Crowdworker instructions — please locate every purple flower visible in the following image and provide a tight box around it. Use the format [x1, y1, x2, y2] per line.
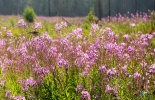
[81, 65, 90, 76]
[81, 90, 90, 99]
[35, 67, 49, 74]
[5, 90, 13, 98]
[104, 42, 116, 53]
[24, 77, 37, 87]
[107, 68, 117, 75]
[153, 49, 155, 54]
[0, 80, 5, 87]
[55, 21, 67, 31]
[152, 32, 155, 36]
[149, 64, 155, 73]
[13, 96, 25, 100]
[18, 19, 27, 27]
[121, 65, 128, 73]
[133, 72, 141, 79]
[72, 28, 83, 39]
[76, 84, 84, 93]
[57, 59, 69, 67]
[47, 46, 58, 57]
[18, 44, 27, 56]
[1, 64, 7, 74]
[90, 24, 99, 35]
[105, 84, 113, 93]
[6, 30, 12, 37]
[33, 22, 42, 29]
[128, 46, 135, 53]
[123, 34, 130, 41]
[99, 65, 107, 72]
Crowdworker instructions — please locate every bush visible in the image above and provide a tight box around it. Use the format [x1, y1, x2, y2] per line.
[23, 6, 36, 23]
[82, 10, 98, 30]
[85, 10, 98, 24]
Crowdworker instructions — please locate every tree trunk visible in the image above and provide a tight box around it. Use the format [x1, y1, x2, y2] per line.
[98, 0, 102, 20]
[48, 0, 51, 16]
[109, 0, 111, 21]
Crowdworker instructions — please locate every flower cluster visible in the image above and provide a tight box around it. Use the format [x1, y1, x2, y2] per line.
[55, 21, 67, 32]
[18, 19, 27, 27]
[0, 17, 155, 99]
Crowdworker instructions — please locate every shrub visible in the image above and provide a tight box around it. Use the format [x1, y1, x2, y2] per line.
[82, 10, 98, 30]
[85, 10, 98, 24]
[23, 6, 36, 23]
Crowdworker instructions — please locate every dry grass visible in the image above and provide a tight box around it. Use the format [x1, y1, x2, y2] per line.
[0, 15, 86, 26]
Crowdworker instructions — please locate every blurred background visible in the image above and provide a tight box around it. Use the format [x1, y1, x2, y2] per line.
[0, 0, 154, 18]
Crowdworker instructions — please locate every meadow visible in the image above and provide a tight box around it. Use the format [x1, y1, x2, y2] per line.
[0, 12, 155, 100]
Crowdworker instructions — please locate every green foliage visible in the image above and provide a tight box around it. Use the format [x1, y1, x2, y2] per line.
[10, 18, 15, 27]
[85, 10, 98, 24]
[82, 10, 98, 30]
[23, 6, 36, 23]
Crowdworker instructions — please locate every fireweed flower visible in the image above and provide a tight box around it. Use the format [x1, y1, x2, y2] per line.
[24, 77, 37, 87]
[13, 96, 25, 100]
[141, 34, 153, 40]
[60, 38, 73, 51]
[76, 84, 84, 93]
[74, 52, 89, 67]
[128, 46, 135, 55]
[0, 80, 5, 87]
[81, 90, 90, 99]
[140, 61, 147, 69]
[0, 40, 5, 50]
[104, 42, 118, 55]
[72, 28, 83, 39]
[133, 72, 141, 79]
[7, 46, 15, 54]
[33, 22, 42, 29]
[47, 46, 58, 57]
[57, 59, 69, 67]
[107, 68, 117, 76]
[123, 34, 130, 42]
[105, 84, 113, 93]
[86, 46, 99, 66]
[101, 27, 112, 34]
[18, 19, 27, 27]
[90, 24, 99, 35]
[99, 64, 107, 72]
[75, 44, 83, 56]
[55, 21, 67, 32]
[81, 65, 90, 76]
[6, 30, 12, 37]
[152, 32, 155, 36]
[121, 65, 128, 73]
[149, 64, 155, 73]
[1, 65, 7, 74]
[18, 44, 27, 56]
[35, 67, 49, 82]
[5, 90, 13, 98]
[35, 67, 49, 75]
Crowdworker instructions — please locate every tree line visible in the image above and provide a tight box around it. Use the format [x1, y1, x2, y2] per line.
[0, 0, 154, 18]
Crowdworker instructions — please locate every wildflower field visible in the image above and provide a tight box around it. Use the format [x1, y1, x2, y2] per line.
[1, 12, 155, 100]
